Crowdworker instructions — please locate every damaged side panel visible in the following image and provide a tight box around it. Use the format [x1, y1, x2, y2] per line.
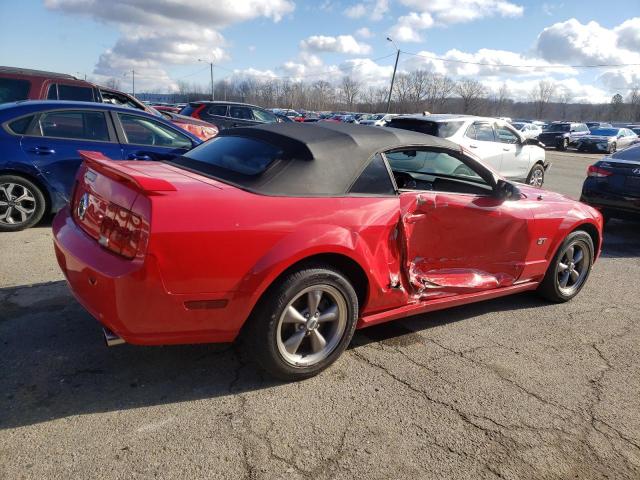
[399, 191, 533, 298]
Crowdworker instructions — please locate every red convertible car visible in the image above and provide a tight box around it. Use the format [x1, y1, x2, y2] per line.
[53, 123, 602, 380]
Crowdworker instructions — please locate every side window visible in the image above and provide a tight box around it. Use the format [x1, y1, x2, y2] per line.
[229, 106, 252, 120]
[207, 105, 228, 116]
[0, 78, 31, 102]
[385, 149, 490, 194]
[464, 124, 476, 140]
[7, 115, 35, 135]
[474, 123, 495, 142]
[118, 113, 192, 148]
[38, 111, 110, 141]
[47, 84, 58, 100]
[57, 85, 95, 102]
[495, 124, 519, 144]
[349, 154, 395, 195]
[252, 108, 277, 123]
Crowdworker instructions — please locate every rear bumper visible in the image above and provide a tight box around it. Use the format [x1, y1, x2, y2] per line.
[52, 207, 239, 345]
[580, 186, 640, 218]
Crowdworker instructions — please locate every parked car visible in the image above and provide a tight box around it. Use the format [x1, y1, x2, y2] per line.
[0, 66, 100, 103]
[511, 122, 542, 140]
[322, 114, 358, 124]
[180, 101, 279, 130]
[99, 87, 218, 141]
[0, 100, 201, 231]
[275, 113, 294, 123]
[586, 122, 613, 130]
[358, 114, 397, 127]
[52, 123, 602, 380]
[580, 143, 640, 222]
[154, 105, 181, 114]
[575, 127, 638, 153]
[386, 114, 549, 187]
[538, 122, 590, 150]
[0, 68, 218, 141]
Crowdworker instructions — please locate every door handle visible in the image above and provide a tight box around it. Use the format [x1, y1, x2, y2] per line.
[469, 144, 478, 148]
[127, 153, 151, 160]
[503, 147, 511, 151]
[28, 146, 55, 155]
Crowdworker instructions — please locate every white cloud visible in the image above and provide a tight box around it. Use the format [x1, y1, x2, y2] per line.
[388, 12, 434, 42]
[541, 2, 562, 16]
[615, 18, 640, 52]
[481, 77, 610, 103]
[402, 48, 575, 77]
[344, 0, 388, 21]
[44, 0, 295, 90]
[397, 0, 523, 25]
[300, 35, 372, 55]
[355, 27, 373, 39]
[535, 18, 640, 66]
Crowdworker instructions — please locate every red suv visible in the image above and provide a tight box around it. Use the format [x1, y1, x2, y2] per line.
[0, 66, 218, 141]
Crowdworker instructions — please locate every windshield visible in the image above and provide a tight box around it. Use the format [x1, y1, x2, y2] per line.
[589, 128, 618, 136]
[544, 124, 570, 132]
[512, 122, 526, 130]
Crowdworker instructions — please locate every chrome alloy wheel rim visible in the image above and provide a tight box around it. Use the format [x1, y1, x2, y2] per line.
[529, 169, 544, 187]
[0, 183, 37, 226]
[556, 242, 589, 295]
[276, 285, 347, 367]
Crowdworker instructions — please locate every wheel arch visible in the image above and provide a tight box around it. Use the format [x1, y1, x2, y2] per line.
[571, 222, 600, 258]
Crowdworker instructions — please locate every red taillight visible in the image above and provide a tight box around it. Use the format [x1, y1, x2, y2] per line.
[587, 165, 613, 178]
[191, 104, 206, 119]
[98, 201, 146, 259]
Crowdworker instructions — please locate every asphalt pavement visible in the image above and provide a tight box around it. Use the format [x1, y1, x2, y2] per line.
[1, 149, 639, 479]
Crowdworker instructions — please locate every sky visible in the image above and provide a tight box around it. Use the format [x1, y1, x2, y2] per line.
[1, 0, 639, 103]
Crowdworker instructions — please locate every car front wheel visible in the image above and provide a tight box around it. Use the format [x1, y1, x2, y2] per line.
[243, 265, 359, 380]
[537, 231, 594, 302]
[557, 138, 568, 151]
[0, 175, 46, 232]
[609, 142, 617, 154]
[526, 164, 545, 187]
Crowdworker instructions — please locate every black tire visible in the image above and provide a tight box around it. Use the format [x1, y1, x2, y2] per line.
[609, 142, 617, 154]
[526, 164, 545, 187]
[242, 265, 359, 381]
[537, 231, 594, 303]
[557, 138, 568, 151]
[0, 174, 46, 232]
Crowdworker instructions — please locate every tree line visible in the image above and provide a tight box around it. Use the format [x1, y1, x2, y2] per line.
[133, 72, 640, 123]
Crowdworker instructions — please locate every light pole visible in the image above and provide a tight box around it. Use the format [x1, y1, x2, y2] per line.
[124, 70, 135, 96]
[199, 59, 214, 101]
[386, 37, 400, 113]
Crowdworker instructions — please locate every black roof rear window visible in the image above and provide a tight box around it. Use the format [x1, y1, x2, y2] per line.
[173, 135, 284, 177]
[0, 78, 30, 103]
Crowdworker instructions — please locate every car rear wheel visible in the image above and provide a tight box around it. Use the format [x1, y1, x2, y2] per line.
[526, 164, 545, 187]
[243, 265, 359, 380]
[537, 231, 594, 302]
[0, 175, 46, 232]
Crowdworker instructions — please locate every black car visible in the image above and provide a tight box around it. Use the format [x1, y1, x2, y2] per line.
[180, 101, 278, 130]
[538, 122, 590, 151]
[580, 144, 640, 222]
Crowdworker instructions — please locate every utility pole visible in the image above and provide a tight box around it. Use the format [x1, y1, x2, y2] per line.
[199, 59, 214, 101]
[386, 37, 400, 113]
[131, 69, 135, 97]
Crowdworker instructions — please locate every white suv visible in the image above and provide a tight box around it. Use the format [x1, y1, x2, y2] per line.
[387, 114, 549, 186]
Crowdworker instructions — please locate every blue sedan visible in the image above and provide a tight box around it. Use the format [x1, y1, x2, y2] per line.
[0, 100, 201, 231]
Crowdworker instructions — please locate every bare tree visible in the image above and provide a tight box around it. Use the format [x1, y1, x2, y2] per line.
[340, 76, 361, 109]
[456, 78, 487, 114]
[556, 88, 574, 120]
[425, 74, 456, 113]
[529, 80, 556, 119]
[392, 73, 412, 111]
[628, 87, 640, 122]
[103, 77, 121, 90]
[311, 80, 332, 110]
[495, 83, 510, 116]
[610, 93, 624, 121]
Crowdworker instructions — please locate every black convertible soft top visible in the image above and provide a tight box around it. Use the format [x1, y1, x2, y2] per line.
[180, 122, 461, 196]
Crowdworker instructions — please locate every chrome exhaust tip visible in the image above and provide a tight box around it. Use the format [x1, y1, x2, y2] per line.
[103, 327, 125, 347]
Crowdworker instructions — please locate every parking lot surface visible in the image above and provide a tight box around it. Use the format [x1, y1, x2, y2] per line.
[1, 150, 639, 479]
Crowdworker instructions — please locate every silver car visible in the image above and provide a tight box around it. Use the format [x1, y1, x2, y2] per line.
[575, 127, 639, 154]
[387, 114, 549, 187]
[512, 122, 542, 140]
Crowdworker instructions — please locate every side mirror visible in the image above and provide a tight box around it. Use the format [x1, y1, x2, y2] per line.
[494, 179, 521, 201]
